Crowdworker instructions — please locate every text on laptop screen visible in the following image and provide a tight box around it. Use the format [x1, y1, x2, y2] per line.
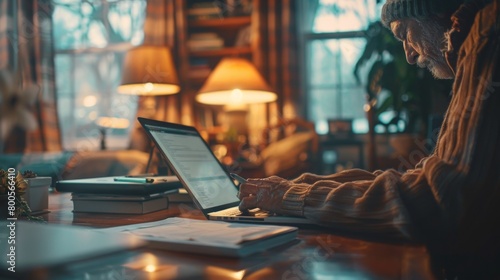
[148, 126, 239, 209]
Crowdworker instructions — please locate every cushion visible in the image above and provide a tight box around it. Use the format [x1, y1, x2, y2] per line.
[260, 132, 315, 176]
[62, 150, 149, 180]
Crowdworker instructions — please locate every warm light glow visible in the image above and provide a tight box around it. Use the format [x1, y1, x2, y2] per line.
[196, 57, 277, 105]
[96, 117, 130, 129]
[82, 95, 97, 107]
[205, 266, 246, 279]
[197, 90, 277, 105]
[118, 83, 180, 96]
[144, 264, 157, 273]
[145, 82, 154, 92]
[224, 103, 248, 112]
[231, 88, 243, 103]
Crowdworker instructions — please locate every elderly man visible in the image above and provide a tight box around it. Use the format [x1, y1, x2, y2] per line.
[238, 0, 499, 268]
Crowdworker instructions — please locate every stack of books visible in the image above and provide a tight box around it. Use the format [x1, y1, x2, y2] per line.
[187, 2, 221, 20]
[188, 58, 211, 80]
[71, 190, 177, 214]
[188, 32, 224, 51]
[55, 175, 183, 214]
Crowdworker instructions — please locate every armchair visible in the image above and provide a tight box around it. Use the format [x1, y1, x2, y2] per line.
[257, 118, 319, 179]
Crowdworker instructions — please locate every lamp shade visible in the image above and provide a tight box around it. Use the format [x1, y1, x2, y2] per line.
[196, 57, 277, 105]
[118, 45, 180, 96]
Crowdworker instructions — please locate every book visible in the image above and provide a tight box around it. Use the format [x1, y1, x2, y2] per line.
[188, 7, 221, 16]
[190, 32, 219, 40]
[56, 175, 182, 195]
[187, 2, 222, 19]
[188, 38, 224, 50]
[188, 33, 224, 50]
[103, 217, 298, 257]
[71, 191, 175, 214]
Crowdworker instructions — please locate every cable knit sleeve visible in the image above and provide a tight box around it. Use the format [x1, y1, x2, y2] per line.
[281, 169, 420, 241]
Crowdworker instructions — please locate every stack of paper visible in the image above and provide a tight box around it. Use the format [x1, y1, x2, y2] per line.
[104, 218, 298, 257]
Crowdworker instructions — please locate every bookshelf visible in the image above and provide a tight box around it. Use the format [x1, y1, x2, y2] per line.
[190, 46, 252, 58]
[188, 16, 252, 28]
[175, 0, 259, 129]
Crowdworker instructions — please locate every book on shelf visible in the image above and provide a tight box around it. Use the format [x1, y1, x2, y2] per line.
[188, 33, 224, 49]
[190, 32, 219, 40]
[188, 7, 221, 16]
[189, 57, 210, 65]
[102, 217, 298, 257]
[188, 58, 211, 80]
[188, 40, 224, 50]
[71, 190, 176, 214]
[188, 2, 222, 20]
[188, 36, 224, 51]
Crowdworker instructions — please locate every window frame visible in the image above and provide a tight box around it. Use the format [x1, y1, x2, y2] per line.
[298, 1, 383, 135]
[52, 0, 146, 151]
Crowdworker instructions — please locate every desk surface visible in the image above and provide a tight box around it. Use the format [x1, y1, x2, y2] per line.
[41, 192, 436, 280]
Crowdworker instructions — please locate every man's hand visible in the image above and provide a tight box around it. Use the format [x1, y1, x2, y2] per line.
[237, 176, 291, 213]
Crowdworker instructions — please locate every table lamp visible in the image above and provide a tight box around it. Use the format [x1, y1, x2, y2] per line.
[118, 45, 180, 96]
[196, 57, 276, 163]
[196, 57, 277, 105]
[96, 117, 130, 150]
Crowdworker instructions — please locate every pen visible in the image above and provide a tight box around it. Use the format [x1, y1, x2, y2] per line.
[114, 177, 154, 183]
[230, 173, 248, 184]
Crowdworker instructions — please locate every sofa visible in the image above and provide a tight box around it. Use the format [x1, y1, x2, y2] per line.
[0, 150, 150, 188]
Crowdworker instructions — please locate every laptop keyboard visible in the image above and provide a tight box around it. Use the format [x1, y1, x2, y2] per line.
[214, 207, 270, 217]
[217, 208, 243, 216]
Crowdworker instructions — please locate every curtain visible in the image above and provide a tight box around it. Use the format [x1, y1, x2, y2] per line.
[253, 0, 301, 122]
[0, 0, 61, 153]
[142, 0, 182, 124]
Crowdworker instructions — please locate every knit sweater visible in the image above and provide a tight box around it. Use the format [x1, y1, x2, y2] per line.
[280, 0, 500, 252]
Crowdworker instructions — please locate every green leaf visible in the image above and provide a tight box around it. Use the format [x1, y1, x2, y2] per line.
[376, 96, 393, 115]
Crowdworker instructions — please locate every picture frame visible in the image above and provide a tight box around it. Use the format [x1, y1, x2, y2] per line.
[327, 119, 353, 137]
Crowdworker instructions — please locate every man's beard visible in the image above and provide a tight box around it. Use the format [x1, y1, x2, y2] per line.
[417, 55, 453, 79]
[417, 18, 454, 79]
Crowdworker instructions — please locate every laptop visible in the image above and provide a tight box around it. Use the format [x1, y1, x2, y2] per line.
[138, 117, 314, 225]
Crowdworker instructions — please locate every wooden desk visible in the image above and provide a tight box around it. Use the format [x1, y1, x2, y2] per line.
[41, 192, 436, 279]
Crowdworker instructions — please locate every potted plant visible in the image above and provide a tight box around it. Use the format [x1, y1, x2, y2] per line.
[353, 21, 451, 159]
[0, 169, 45, 221]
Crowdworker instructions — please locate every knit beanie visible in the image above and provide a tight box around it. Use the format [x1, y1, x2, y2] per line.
[381, 0, 466, 27]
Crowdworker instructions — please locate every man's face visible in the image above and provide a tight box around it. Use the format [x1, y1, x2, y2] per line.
[390, 18, 454, 79]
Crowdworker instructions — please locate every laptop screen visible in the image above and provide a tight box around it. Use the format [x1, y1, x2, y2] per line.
[144, 122, 239, 210]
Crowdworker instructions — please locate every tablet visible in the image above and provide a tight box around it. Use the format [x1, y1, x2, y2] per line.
[55, 176, 182, 195]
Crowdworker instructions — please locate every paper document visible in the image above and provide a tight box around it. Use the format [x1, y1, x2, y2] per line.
[106, 217, 296, 247]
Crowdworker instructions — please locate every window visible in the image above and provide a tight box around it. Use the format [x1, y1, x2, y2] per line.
[52, 0, 147, 150]
[301, 0, 383, 134]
